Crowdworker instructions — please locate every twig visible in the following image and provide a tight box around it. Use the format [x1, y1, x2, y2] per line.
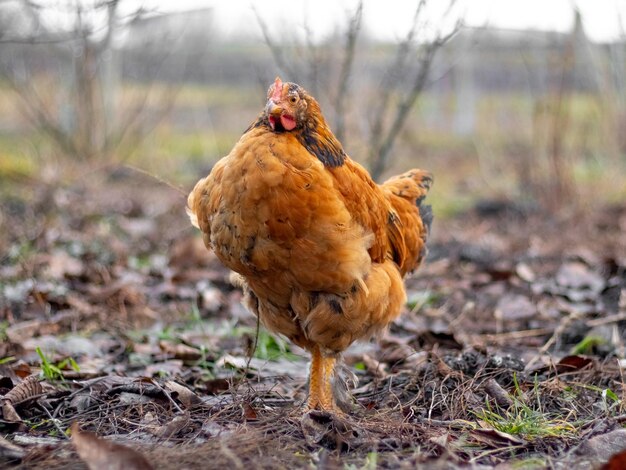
[40, 402, 69, 440]
[367, 0, 425, 171]
[586, 312, 626, 327]
[479, 327, 553, 342]
[483, 378, 514, 408]
[122, 164, 187, 196]
[252, 7, 297, 80]
[152, 382, 185, 414]
[470, 445, 526, 463]
[334, 0, 363, 142]
[525, 311, 581, 371]
[369, 1, 461, 179]
[419, 418, 475, 429]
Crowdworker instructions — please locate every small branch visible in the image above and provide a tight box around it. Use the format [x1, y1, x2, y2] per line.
[482, 378, 514, 408]
[253, 7, 297, 80]
[524, 311, 581, 371]
[478, 327, 553, 343]
[586, 312, 626, 327]
[334, 0, 362, 143]
[368, 0, 425, 159]
[3, 71, 80, 157]
[368, 1, 461, 180]
[40, 403, 69, 440]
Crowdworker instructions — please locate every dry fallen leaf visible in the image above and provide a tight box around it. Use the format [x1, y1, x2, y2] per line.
[1, 375, 43, 423]
[471, 428, 526, 447]
[3, 375, 43, 406]
[71, 422, 154, 470]
[361, 353, 388, 378]
[0, 400, 21, 423]
[164, 380, 201, 407]
[242, 402, 258, 421]
[148, 413, 190, 439]
[556, 355, 594, 374]
[159, 341, 202, 361]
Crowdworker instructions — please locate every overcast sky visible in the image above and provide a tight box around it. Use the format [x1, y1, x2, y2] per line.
[144, 0, 626, 43]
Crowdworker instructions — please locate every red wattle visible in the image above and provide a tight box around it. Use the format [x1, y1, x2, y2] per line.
[280, 115, 296, 131]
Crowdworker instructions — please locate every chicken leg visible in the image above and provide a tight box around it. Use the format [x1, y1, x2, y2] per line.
[307, 346, 338, 412]
[320, 356, 336, 411]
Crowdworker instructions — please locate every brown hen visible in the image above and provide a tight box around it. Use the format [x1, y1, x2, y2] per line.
[188, 77, 432, 413]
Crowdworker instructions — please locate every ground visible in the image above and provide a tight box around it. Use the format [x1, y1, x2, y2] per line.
[0, 169, 625, 469]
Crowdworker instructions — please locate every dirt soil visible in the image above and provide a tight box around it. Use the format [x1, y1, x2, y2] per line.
[1, 169, 625, 469]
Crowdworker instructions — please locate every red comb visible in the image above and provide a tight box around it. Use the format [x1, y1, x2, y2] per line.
[271, 77, 283, 101]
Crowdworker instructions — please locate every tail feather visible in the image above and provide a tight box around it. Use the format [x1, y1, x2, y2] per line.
[419, 204, 433, 235]
[381, 169, 433, 275]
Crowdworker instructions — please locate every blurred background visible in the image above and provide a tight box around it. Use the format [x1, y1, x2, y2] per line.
[1, 0, 625, 214]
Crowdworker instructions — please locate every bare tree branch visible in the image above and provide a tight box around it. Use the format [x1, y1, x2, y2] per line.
[254, 0, 463, 179]
[1, 0, 171, 162]
[367, 0, 425, 171]
[335, 0, 363, 141]
[333, 0, 362, 143]
[301, 13, 322, 96]
[370, 32, 459, 179]
[4, 72, 80, 156]
[252, 6, 298, 81]
[369, 2, 462, 180]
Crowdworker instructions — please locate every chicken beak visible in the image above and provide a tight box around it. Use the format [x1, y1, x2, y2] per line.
[266, 100, 282, 117]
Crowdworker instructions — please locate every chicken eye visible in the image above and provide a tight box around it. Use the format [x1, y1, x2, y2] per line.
[289, 96, 298, 104]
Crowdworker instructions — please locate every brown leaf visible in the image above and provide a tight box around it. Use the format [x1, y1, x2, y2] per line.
[361, 354, 388, 378]
[12, 362, 33, 379]
[203, 378, 231, 395]
[158, 341, 202, 361]
[556, 355, 593, 374]
[242, 402, 258, 421]
[4, 375, 43, 406]
[1, 400, 22, 423]
[71, 422, 154, 470]
[164, 381, 201, 407]
[471, 428, 526, 447]
[149, 413, 190, 439]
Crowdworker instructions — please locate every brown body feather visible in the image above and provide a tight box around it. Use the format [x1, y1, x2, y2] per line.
[188, 80, 432, 356]
[189, 139, 431, 354]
